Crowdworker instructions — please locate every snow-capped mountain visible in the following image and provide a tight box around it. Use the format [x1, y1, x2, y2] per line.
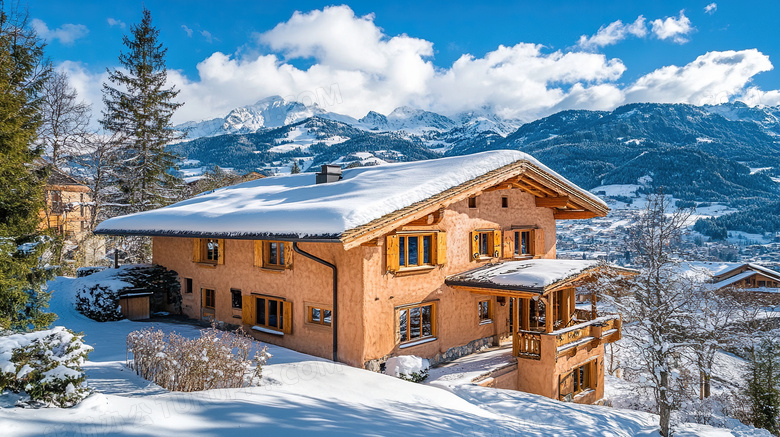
[704, 101, 780, 136]
[175, 96, 359, 139]
[358, 106, 458, 133]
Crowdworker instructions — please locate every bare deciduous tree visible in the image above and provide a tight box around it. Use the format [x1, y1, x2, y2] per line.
[39, 71, 90, 168]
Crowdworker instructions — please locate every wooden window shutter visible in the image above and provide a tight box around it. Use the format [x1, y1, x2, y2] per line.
[217, 239, 225, 265]
[394, 308, 401, 344]
[559, 371, 574, 398]
[386, 234, 400, 273]
[282, 301, 293, 334]
[434, 231, 447, 265]
[253, 241, 263, 267]
[470, 231, 479, 261]
[492, 230, 502, 258]
[534, 228, 545, 257]
[192, 239, 201, 262]
[283, 242, 294, 269]
[592, 360, 599, 388]
[242, 296, 255, 325]
[503, 231, 514, 259]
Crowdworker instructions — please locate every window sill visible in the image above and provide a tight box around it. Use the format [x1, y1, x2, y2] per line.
[252, 326, 284, 336]
[479, 319, 493, 326]
[305, 321, 333, 331]
[399, 337, 437, 349]
[394, 265, 436, 276]
[195, 262, 219, 268]
[512, 255, 534, 260]
[257, 266, 288, 273]
[573, 389, 595, 401]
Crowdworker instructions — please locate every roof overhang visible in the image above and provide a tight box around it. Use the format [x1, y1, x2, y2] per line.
[92, 227, 343, 244]
[445, 260, 637, 298]
[339, 159, 608, 250]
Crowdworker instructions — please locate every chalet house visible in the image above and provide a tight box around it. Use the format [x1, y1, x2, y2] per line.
[40, 167, 92, 242]
[684, 262, 780, 305]
[96, 150, 626, 404]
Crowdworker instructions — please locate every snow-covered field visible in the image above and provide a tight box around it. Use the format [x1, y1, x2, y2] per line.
[0, 276, 767, 436]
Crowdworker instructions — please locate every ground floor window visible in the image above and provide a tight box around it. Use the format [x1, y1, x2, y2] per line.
[307, 305, 332, 326]
[231, 289, 242, 309]
[256, 297, 285, 331]
[202, 288, 215, 309]
[560, 360, 595, 400]
[398, 302, 435, 344]
[478, 299, 492, 324]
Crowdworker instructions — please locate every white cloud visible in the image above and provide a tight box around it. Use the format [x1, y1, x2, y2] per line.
[58, 5, 780, 129]
[107, 18, 125, 28]
[651, 10, 694, 44]
[704, 3, 717, 14]
[32, 19, 88, 45]
[626, 49, 773, 105]
[181, 25, 193, 37]
[578, 16, 647, 49]
[201, 30, 214, 43]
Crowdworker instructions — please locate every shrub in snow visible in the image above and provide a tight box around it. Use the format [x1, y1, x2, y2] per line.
[74, 264, 182, 321]
[0, 327, 92, 407]
[126, 323, 270, 392]
[384, 355, 429, 383]
[76, 266, 108, 278]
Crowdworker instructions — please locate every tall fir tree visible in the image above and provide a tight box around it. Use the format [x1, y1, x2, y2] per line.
[100, 7, 184, 216]
[0, 3, 57, 331]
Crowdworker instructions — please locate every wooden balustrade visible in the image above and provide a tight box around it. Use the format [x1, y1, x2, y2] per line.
[517, 330, 542, 357]
[513, 315, 622, 360]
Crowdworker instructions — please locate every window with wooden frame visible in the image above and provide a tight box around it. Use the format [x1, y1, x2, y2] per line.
[386, 232, 446, 273]
[231, 289, 242, 309]
[241, 295, 293, 334]
[397, 302, 436, 344]
[468, 195, 477, 208]
[559, 360, 596, 400]
[478, 299, 492, 324]
[254, 240, 293, 270]
[184, 278, 193, 294]
[307, 305, 332, 326]
[202, 288, 215, 309]
[470, 229, 501, 260]
[502, 228, 545, 259]
[193, 238, 224, 264]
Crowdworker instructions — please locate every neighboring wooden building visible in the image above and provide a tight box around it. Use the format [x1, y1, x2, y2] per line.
[40, 167, 92, 242]
[95, 150, 625, 404]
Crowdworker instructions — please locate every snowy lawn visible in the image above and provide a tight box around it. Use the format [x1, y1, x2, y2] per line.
[0, 276, 768, 436]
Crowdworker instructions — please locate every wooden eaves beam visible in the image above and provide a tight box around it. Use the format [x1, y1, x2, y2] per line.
[554, 210, 598, 220]
[535, 196, 570, 208]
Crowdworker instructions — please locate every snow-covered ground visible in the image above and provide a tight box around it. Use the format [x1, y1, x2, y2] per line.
[0, 276, 767, 436]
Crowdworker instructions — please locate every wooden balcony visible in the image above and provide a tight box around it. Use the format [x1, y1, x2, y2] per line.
[513, 315, 621, 360]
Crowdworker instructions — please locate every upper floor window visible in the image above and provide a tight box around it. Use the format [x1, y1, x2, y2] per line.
[254, 240, 293, 270]
[515, 230, 531, 256]
[503, 228, 544, 259]
[386, 232, 446, 273]
[468, 196, 477, 208]
[307, 305, 332, 327]
[501, 197, 508, 208]
[470, 229, 501, 260]
[193, 238, 224, 264]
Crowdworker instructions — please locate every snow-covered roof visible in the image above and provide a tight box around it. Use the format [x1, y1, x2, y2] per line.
[95, 150, 607, 241]
[679, 261, 780, 284]
[445, 259, 618, 293]
[709, 271, 756, 290]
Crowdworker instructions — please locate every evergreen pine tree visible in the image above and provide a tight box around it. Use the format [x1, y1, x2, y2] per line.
[290, 159, 301, 174]
[0, 4, 57, 331]
[746, 338, 780, 434]
[100, 7, 184, 216]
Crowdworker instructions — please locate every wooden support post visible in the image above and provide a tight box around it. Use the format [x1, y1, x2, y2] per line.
[591, 285, 598, 320]
[512, 297, 519, 356]
[521, 298, 530, 331]
[543, 296, 553, 333]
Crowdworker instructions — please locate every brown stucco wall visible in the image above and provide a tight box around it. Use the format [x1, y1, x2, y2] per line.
[360, 188, 556, 365]
[152, 237, 367, 367]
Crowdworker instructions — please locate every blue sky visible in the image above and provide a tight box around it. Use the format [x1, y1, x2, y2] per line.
[27, 1, 780, 125]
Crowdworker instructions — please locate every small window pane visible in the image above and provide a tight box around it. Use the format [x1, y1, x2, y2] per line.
[257, 298, 266, 325]
[521, 232, 529, 254]
[514, 232, 520, 255]
[185, 278, 193, 293]
[231, 289, 242, 309]
[421, 305, 432, 337]
[323, 310, 332, 325]
[279, 243, 285, 265]
[408, 237, 419, 266]
[269, 243, 278, 265]
[423, 236, 431, 264]
[399, 237, 406, 267]
[268, 300, 279, 328]
[399, 309, 408, 342]
[312, 307, 321, 322]
[410, 307, 421, 340]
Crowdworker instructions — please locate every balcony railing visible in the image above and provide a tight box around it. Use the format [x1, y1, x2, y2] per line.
[512, 314, 621, 360]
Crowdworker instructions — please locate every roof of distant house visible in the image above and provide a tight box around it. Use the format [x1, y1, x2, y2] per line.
[94, 150, 608, 244]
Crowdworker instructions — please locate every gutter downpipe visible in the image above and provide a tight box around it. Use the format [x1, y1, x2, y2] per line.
[293, 242, 338, 363]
